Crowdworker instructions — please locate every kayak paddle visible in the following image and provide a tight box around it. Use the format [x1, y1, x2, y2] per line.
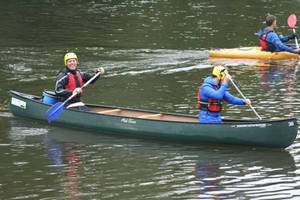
[46, 71, 101, 123]
[287, 14, 299, 49]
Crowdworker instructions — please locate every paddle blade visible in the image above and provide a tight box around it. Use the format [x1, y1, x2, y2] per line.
[288, 14, 297, 28]
[46, 102, 64, 123]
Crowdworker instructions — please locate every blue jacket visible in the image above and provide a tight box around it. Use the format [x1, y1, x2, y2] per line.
[198, 76, 245, 123]
[257, 28, 297, 54]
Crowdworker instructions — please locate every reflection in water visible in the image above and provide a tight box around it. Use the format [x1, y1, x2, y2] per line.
[194, 161, 223, 199]
[257, 61, 297, 88]
[193, 149, 296, 199]
[4, 118, 300, 199]
[256, 61, 298, 118]
[62, 143, 84, 200]
[44, 136, 84, 199]
[44, 136, 63, 183]
[44, 137, 63, 166]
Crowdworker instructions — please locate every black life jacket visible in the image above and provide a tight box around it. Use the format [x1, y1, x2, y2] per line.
[198, 85, 223, 112]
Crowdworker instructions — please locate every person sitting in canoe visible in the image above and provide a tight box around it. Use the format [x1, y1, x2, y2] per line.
[197, 66, 251, 123]
[257, 15, 300, 54]
[55, 52, 105, 111]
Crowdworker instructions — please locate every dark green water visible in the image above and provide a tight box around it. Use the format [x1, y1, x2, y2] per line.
[1, 0, 300, 199]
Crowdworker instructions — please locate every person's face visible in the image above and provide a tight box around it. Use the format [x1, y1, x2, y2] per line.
[66, 58, 77, 71]
[272, 20, 277, 28]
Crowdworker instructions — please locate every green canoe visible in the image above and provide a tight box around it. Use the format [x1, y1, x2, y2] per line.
[9, 90, 298, 148]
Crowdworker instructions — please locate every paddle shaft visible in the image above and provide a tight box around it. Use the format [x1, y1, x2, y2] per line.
[292, 28, 299, 49]
[64, 71, 101, 103]
[229, 79, 262, 120]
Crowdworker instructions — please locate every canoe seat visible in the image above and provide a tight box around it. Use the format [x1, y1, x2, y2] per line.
[138, 113, 162, 119]
[98, 109, 121, 114]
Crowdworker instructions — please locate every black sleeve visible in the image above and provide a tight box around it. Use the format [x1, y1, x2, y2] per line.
[80, 70, 100, 84]
[55, 72, 73, 98]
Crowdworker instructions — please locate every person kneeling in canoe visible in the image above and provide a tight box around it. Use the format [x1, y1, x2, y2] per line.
[197, 66, 251, 123]
[55, 52, 105, 111]
[258, 15, 300, 54]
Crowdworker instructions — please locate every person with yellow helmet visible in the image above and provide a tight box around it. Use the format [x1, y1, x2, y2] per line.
[55, 52, 105, 111]
[197, 65, 251, 123]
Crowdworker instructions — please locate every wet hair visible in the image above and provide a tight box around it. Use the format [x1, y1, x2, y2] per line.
[266, 15, 276, 26]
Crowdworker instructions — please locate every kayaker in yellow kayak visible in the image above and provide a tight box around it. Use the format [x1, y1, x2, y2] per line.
[258, 15, 300, 54]
[197, 66, 251, 123]
[55, 52, 105, 111]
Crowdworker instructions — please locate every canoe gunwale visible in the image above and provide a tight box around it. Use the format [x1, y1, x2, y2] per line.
[9, 90, 296, 125]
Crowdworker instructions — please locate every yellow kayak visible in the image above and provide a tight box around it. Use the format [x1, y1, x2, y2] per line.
[209, 46, 299, 60]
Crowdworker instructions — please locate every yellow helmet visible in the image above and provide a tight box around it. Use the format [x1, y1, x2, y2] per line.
[64, 52, 78, 66]
[212, 65, 228, 80]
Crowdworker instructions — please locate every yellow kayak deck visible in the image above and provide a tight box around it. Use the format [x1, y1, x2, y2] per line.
[209, 47, 299, 60]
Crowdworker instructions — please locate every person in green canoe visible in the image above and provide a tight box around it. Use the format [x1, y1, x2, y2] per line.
[55, 52, 105, 111]
[197, 66, 251, 123]
[258, 15, 300, 54]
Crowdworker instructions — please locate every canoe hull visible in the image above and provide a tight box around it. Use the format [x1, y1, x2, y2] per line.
[209, 47, 299, 60]
[9, 91, 298, 148]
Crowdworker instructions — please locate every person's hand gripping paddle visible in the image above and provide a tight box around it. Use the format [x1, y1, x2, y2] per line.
[287, 14, 299, 49]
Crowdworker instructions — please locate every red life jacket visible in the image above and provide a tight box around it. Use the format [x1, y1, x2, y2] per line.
[259, 29, 276, 51]
[260, 32, 268, 50]
[198, 86, 222, 112]
[65, 72, 83, 98]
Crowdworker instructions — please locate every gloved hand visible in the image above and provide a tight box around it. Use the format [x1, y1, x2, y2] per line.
[297, 51, 300, 55]
[289, 33, 298, 40]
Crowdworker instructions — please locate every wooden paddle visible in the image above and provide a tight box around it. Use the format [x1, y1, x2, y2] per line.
[287, 14, 299, 49]
[46, 71, 101, 123]
[0, 98, 8, 111]
[225, 73, 262, 120]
